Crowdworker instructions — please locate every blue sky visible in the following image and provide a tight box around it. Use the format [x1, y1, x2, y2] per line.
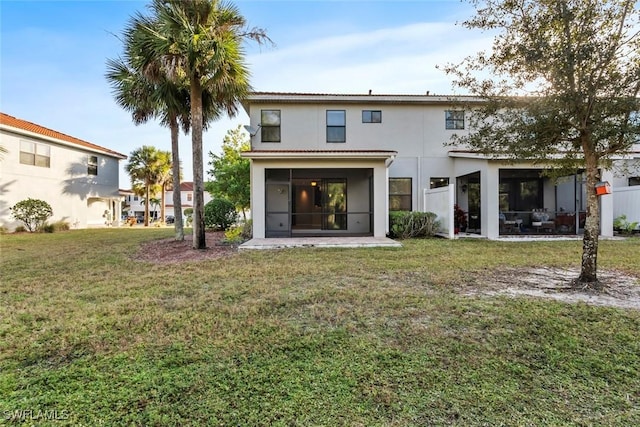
[1, 0, 490, 184]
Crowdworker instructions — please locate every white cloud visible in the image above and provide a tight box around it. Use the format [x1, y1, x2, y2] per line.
[247, 21, 493, 94]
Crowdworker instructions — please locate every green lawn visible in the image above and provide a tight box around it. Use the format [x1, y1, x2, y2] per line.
[1, 229, 639, 426]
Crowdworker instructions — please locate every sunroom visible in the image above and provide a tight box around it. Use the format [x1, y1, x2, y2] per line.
[242, 150, 397, 239]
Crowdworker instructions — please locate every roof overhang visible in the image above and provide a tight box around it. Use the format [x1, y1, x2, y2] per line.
[241, 92, 486, 115]
[448, 150, 640, 161]
[0, 121, 127, 160]
[242, 150, 397, 162]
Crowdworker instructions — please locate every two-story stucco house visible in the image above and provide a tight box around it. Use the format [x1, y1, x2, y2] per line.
[0, 112, 127, 231]
[242, 92, 639, 240]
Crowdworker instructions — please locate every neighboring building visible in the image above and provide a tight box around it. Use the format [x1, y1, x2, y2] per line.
[123, 181, 213, 223]
[0, 112, 127, 231]
[241, 92, 640, 239]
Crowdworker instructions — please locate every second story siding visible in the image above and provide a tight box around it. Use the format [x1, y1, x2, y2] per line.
[243, 93, 481, 158]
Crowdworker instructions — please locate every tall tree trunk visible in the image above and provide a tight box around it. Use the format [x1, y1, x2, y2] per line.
[191, 76, 206, 249]
[576, 148, 601, 289]
[144, 182, 151, 227]
[160, 183, 166, 225]
[169, 116, 184, 240]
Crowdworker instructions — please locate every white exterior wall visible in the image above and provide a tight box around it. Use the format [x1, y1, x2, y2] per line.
[245, 94, 630, 239]
[249, 158, 389, 238]
[0, 129, 122, 230]
[613, 186, 640, 229]
[611, 159, 640, 188]
[249, 101, 467, 215]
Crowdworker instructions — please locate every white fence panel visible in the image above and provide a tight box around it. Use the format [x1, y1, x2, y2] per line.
[424, 184, 455, 239]
[613, 186, 640, 230]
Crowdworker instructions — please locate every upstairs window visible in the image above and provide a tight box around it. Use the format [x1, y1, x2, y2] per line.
[629, 177, 640, 186]
[20, 140, 50, 168]
[362, 110, 382, 123]
[88, 155, 98, 175]
[261, 110, 281, 142]
[187, 193, 193, 202]
[327, 110, 346, 142]
[445, 110, 465, 129]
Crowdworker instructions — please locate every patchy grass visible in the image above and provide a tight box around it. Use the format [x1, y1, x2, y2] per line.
[1, 229, 639, 425]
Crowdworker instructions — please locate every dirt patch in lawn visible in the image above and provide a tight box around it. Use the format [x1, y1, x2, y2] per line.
[132, 231, 237, 264]
[468, 267, 640, 310]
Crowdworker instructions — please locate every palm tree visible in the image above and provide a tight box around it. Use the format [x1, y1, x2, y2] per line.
[133, 0, 269, 249]
[126, 146, 163, 227]
[106, 37, 190, 240]
[154, 150, 173, 223]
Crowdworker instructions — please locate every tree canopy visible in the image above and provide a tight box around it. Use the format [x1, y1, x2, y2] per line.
[443, 0, 640, 287]
[207, 125, 250, 219]
[126, 146, 172, 226]
[128, 0, 269, 249]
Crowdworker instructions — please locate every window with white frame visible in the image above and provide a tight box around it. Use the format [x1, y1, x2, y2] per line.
[261, 110, 281, 142]
[327, 110, 346, 142]
[445, 110, 465, 129]
[19, 140, 50, 168]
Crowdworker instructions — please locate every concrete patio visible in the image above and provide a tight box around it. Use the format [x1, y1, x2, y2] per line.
[239, 236, 402, 250]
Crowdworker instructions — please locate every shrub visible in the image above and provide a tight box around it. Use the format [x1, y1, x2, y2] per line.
[204, 199, 238, 231]
[223, 226, 243, 244]
[184, 208, 194, 227]
[52, 220, 71, 232]
[454, 204, 468, 231]
[223, 220, 253, 244]
[389, 211, 439, 239]
[240, 219, 253, 240]
[14, 225, 27, 233]
[0, 226, 7, 234]
[614, 214, 639, 234]
[10, 198, 53, 232]
[42, 223, 55, 233]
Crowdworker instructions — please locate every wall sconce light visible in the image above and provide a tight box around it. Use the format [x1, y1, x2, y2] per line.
[310, 181, 317, 187]
[461, 184, 468, 193]
[243, 124, 262, 137]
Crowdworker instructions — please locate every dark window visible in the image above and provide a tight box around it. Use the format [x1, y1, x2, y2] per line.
[261, 110, 281, 142]
[362, 110, 381, 123]
[19, 140, 50, 168]
[327, 110, 346, 142]
[629, 177, 640, 186]
[389, 178, 412, 211]
[445, 110, 465, 129]
[88, 155, 98, 175]
[430, 177, 449, 189]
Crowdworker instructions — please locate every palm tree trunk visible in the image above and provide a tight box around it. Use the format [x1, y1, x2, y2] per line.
[144, 182, 151, 227]
[576, 148, 601, 289]
[191, 76, 206, 249]
[160, 183, 166, 225]
[169, 117, 184, 240]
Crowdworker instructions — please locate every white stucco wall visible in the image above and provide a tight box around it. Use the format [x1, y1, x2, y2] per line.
[0, 129, 122, 230]
[244, 95, 632, 239]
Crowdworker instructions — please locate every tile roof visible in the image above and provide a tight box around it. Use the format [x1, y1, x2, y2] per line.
[0, 112, 127, 159]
